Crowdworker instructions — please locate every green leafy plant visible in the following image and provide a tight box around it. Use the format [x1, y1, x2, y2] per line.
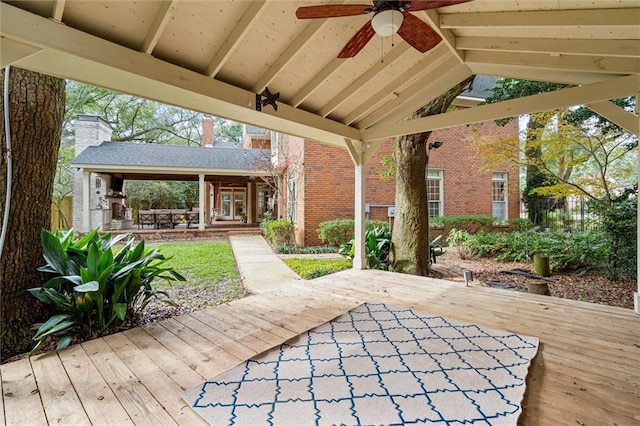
[274, 245, 339, 255]
[339, 226, 392, 270]
[27, 228, 185, 355]
[317, 219, 389, 246]
[266, 220, 295, 246]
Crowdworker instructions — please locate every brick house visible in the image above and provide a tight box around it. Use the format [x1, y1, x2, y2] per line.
[71, 79, 519, 239]
[270, 118, 519, 247]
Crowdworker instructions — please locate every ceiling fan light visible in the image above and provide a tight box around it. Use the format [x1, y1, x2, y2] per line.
[371, 9, 404, 37]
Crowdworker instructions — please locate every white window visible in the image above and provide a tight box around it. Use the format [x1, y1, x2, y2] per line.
[427, 170, 443, 218]
[492, 172, 508, 222]
[287, 174, 297, 223]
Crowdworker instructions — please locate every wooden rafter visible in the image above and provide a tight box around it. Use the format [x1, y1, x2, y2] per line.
[203, 0, 270, 77]
[419, 9, 464, 63]
[361, 74, 640, 140]
[317, 44, 410, 118]
[140, 0, 178, 54]
[289, 58, 347, 107]
[51, 0, 66, 22]
[586, 101, 639, 136]
[457, 37, 640, 59]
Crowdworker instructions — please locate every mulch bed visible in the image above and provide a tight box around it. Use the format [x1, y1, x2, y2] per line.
[431, 251, 636, 309]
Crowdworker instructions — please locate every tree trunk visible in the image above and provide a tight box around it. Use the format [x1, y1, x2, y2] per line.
[391, 76, 475, 276]
[0, 67, 65, 362]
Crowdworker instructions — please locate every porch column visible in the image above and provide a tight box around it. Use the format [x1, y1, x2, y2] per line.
[247, 182, 253, 224]
[345, 139, 384, 270]
[82, 170, 91, 232]
[198, 173, 205, 230]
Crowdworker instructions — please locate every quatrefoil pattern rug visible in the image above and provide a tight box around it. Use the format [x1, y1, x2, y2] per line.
[182, 303, 538, 425]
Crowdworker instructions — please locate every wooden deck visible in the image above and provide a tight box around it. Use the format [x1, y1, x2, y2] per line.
[2, 269, 638, 425]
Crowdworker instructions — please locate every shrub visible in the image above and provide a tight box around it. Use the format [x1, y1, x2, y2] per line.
[339, 226, 392, 270]
[260, 211, 275, 241]
[274, 246, 339, 254]
[266, 220, 295, 246]
[283, 258, 352, 279]
[27, 228, 185, 355]
[317, 219, 390, 246]
[447, 227, 610, 271]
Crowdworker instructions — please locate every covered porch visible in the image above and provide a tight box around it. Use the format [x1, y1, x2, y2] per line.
[2, 270, 638, 425]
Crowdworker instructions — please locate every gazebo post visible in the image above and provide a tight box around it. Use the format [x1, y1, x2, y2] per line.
[346, 139, 384, 270]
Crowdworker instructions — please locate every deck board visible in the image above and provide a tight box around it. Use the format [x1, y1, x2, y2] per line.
[2, 269, 639, 425]
[30, 352, 90, 425]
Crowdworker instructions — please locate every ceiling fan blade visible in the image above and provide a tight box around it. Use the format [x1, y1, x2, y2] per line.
[338, 21, 375, 58]
[397, 12, 442, 53]
[296, 4, 372, 19]
[405, 0, 473, 12]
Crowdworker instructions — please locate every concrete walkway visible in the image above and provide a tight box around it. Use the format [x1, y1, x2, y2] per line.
[229, 235, 302, 292]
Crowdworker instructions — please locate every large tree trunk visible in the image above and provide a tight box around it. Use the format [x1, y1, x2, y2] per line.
[391, 76, 475, 276]
[0, 67, 65, 362]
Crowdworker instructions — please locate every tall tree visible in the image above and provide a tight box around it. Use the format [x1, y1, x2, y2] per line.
[0, 67, 65, 361]
[391, 77, 475, 276]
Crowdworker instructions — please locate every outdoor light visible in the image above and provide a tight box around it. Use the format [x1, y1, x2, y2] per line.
[428, 141, 443, 150]
[371, 9, 404, 37]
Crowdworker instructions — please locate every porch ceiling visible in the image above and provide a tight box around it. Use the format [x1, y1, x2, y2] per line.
[1, 0, 639, 148]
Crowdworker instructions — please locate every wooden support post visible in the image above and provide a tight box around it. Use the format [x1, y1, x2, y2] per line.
[198, 173, 205, 230]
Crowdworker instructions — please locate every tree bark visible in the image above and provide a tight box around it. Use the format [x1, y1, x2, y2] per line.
[0, 67, 65, 362]
[391, 76, 475, 276]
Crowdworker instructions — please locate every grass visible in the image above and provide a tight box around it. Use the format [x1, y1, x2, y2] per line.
[150, 240, 240, 289]
[283, 258, 352, 279]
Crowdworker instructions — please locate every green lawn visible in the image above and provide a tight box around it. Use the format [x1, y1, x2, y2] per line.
[151, 240, 240, 289]
[283, 258, 352, 279]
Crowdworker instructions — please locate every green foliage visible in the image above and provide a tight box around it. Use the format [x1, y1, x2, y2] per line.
[28, 228, 185, 355]
[507, 218, 534, 232]
[339, 226, 392, 270]
[317, 219, 390, 246]
[591, 188, 637, 279]
[447, 228, 610, 271]
[430, 215, 496, 229]
[283, 258, 352, 280]
[125, 181, 198, 210]
[274, 246, 339, 255]
[266, 220, 295, 246]
[260, 211, 275, 241]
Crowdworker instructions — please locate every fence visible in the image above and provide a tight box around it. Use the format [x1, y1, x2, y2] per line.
[51, 197, 73, 232]
[521, 196, 602, 232]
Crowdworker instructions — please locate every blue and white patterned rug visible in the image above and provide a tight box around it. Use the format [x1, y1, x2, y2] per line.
[182, 303, 538, 425]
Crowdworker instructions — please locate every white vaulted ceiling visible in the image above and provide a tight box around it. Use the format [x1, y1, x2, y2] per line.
[1, 0, 639, 148]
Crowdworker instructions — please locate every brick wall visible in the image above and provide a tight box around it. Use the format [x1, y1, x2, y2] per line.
[285, 120, 519, 247]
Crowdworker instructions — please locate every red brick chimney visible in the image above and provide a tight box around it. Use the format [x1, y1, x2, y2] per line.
[202, 115, 214, 147]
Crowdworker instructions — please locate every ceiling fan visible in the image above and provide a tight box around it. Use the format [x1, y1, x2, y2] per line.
[296, 1, 471, 58]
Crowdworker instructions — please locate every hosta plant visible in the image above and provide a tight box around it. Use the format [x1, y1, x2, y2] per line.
[27, 228, 185, 355]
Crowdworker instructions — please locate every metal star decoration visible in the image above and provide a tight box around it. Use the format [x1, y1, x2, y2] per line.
[256, 86, 280, 112]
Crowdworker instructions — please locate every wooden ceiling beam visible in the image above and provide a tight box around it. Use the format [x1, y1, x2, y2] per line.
[441, 8, 640, 28]
[0, 38, 42, 68]
[51, 0, 66, 22]
[0, 3, 361, 147]
[586, 101, 639, 136]
[420, 10, 464, 63]
[468, 62, 620, 85]
[317, 44, 410, 118]
[140, 0, 179, 55]
[342, 44, 451, 125]
[204, 0, 270, 77]
[289, 57, 347, 107]
[457, 37, 640, 59]
[362, 74, 640, 141]
[357, 58, 469, 130]
[465, 50, 640, 76]
[251, 20, 325, 94]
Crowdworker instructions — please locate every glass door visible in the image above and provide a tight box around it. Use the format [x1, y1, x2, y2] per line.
[221, 192, 232, 220]
[234, 193, 246, 221]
